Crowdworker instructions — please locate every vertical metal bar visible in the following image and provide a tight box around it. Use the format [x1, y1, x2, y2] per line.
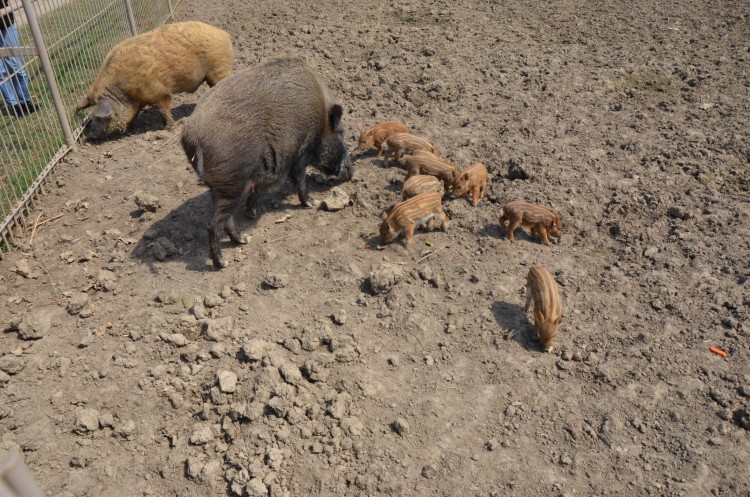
[19, 0, 76, 150]
[123, 0, 137, 36]
[167, 0, 174, 19]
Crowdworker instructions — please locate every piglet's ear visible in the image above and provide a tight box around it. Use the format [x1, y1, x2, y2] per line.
[381, 211, 388, 221]
[556, 314, 565, 325]
[329, 104, 343, 129]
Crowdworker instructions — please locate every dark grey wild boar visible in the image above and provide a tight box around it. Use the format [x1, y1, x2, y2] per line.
[181, 56, 353, 269]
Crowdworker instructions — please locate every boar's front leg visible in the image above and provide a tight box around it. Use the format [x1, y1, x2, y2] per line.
[291, 152, 320, 208]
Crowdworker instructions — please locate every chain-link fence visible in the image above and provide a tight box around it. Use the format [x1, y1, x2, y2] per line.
[0, 0, 179, 252]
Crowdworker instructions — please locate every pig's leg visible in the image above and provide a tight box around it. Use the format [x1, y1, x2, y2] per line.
[439, 210, 449, 231]
[506, 217, 521, 242]
[524, 283, 533, 310]
[403, 222, 416, 245]
[244, 194, 260, 219]
[207, 194, 240, 269]
[154, 97, 174, 128]
[291, 152, 319, 208]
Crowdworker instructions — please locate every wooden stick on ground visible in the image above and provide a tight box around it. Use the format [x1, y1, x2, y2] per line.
[416, 245, 448, 264]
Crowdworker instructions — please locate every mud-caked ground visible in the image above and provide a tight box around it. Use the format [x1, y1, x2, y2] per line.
[1, 0, 749, 496]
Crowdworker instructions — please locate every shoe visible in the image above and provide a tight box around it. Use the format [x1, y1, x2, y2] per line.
[12, 102, 36, 117]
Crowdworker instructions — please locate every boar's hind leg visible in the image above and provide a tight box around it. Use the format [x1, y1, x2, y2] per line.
[154, 97, 174, 128]
[291, 152, 320, 208]
[207, 195, 242, 269]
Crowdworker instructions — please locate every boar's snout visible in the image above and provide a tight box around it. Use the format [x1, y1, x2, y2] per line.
[84, 99, 115, 140]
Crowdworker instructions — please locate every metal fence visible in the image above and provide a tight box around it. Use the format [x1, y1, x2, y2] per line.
[0, 0, 179, 253]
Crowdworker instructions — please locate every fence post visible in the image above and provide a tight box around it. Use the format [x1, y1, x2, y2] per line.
[19, 0, 76, 150]
[123, 0, 138, 36]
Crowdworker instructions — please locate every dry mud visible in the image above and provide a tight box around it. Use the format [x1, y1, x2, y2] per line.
[1, 0, 749, 496]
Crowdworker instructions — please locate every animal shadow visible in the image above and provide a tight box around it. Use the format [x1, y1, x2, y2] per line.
[131, 102, 197, 134]
[491, 300, 541, 351]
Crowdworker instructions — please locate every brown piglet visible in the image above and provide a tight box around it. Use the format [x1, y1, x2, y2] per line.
[385, 133, 439, 163]
[401, 174, 443, 200]
[403, 153, 458, 191]
[451, 162, 488, 206]
[499, 201, 563, 246]
[525, 266, 564, 352]
[357, 121, 409, 157]
[379, 191, 448, 245]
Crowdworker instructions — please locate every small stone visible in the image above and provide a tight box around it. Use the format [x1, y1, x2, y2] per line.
[651, 299, 664, 311]
[74, 409, 100, 433]
[114, 420, 136, 439]
[134, 192, 160, 212]
[217, 370, 238, 393]
[160, 333, 188, 347]
[421, 465, 436, 478]
[559, 454, 573, 465]
[332, 309, 348, 325]
[391, 418, 410, 436]
[67, 293, 90, 315]
[13, 259, 42, 279]
[279, 363, 303, 385]
[643, 246, 659, 259]
[204, 294, 224, 308]
[99, 412, 115, 428]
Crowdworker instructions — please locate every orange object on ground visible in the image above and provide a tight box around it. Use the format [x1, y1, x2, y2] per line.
[709, 346, 727, 357]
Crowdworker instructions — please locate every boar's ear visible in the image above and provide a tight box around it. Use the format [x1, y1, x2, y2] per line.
[329, 104, 344, 130]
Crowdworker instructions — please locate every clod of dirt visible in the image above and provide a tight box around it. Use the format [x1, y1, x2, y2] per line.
[203, 317, 234, 342]
[114, 420, 136, 439]
[134, 191, 161, 212]
[391, 417, 410, 436]
[217, 370, 238, 393]
[332, 309, 348, 325]
[95, 269, 117, 292]
[240, 339, 271, 362]
[262, 273, 288, 289]
[368, 263, 406, 294]
[0, 355, 25, 375]
[74, 409, 100, 433]
[160, 332, 189, 347]
[190, 423, 215, 445]
[321, 187, 351, 211]
[150, 237, 178, 261]
[67, 293, 89, 316]
[733, 409, 750, 431]
[13, 259, 42, 279]
[18, 307, 57, 340]
[245, 478, 268, 497]
[204, 294, 224, 308]
[507, 158, 529, 180]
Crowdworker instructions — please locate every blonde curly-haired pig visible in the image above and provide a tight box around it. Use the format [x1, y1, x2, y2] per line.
[76, 21, 233, 139]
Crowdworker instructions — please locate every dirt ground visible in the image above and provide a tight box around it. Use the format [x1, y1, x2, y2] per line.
[1, 0, 749, 496]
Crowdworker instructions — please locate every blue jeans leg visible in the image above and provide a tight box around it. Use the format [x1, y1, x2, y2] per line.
[0, 24, 31, 107]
